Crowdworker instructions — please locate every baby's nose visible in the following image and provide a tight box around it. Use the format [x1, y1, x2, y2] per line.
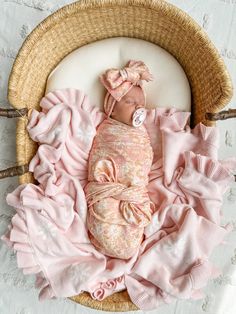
[135, 104, 144, 110]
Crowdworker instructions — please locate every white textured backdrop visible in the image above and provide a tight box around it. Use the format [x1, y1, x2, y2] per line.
[0, 0, 236, 313]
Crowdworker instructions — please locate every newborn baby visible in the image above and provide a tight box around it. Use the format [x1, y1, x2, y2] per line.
[84, 60, 156, 259]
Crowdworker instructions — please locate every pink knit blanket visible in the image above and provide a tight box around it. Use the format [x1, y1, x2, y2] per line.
[2, 88, 236, 310]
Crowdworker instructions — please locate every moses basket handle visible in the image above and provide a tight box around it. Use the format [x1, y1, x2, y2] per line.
[0, 107, 235, 180]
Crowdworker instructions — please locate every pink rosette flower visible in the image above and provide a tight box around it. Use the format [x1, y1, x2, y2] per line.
[116, 275, 124, 283]
[91, 286, 105, 301]
[101, 278, 117, 290]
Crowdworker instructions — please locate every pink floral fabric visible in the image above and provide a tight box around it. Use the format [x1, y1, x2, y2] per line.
[100, 60, 153, 117]
[84, 118, 155, 259]
[1, 88, 236, 310]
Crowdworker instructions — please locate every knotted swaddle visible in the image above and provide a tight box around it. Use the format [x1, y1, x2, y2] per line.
[84, 118, 155, 259]
[84, 60, 155, 259]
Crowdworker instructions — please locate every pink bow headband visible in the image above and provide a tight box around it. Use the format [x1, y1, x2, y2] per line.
[99, 60, 154, 117]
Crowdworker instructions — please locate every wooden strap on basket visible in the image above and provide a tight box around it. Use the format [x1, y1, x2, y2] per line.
[0, 107, 235, 180]
[0, 107, 28, 118]
[0, 108, 235, 120]
[0, 107, 29, 179]
[205, 109, 236, 121]
[0, 164, 29, 178]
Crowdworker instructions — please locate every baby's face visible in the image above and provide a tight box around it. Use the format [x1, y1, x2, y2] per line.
[111, 86, 145, 126]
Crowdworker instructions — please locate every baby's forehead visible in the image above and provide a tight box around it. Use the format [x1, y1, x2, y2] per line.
[124, 87, 144, 99]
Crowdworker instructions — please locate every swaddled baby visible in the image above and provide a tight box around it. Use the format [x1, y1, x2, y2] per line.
[84, 60, 156, 259]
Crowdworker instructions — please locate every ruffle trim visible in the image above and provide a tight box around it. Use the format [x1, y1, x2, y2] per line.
[156, 108, 219, 145]
[90, 275, 125, 301]
[179, 151, 235, 194]
[192, 122, 219, 146]
[1, 209, 55, 300]
[39, 88, 105, 128]
[159, 110, 191, 132]
[145, 107, 189, 126]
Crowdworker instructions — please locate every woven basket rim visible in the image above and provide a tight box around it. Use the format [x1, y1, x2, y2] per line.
[8, 0, 233, 108]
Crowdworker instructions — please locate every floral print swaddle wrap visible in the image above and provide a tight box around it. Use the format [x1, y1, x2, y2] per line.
[84, 117, 155, 259]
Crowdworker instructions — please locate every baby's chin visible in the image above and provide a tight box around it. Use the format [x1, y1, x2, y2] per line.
[117, 116, 133, 127]
[110, 114, 132, 126]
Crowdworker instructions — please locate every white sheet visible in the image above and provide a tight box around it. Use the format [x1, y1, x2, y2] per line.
[46, 37, 191, 112]
[0, 1, 235, 313]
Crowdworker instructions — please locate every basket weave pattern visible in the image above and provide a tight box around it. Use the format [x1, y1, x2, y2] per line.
[7, 0, 233, 311]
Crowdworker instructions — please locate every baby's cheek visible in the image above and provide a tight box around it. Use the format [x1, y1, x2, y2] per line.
[128, 106, 136, 116]
[120, 107, 132, 119]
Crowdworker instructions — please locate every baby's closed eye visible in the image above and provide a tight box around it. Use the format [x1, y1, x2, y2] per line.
[125, 99, 134, 104]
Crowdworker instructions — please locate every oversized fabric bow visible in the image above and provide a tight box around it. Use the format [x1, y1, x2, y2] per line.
[99, 60, 154, 106]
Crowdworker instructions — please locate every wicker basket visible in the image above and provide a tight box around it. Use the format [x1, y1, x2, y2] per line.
[1, 0, 236, 311]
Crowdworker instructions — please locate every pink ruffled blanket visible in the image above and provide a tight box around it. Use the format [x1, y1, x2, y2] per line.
[2, 88, 236, 310]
